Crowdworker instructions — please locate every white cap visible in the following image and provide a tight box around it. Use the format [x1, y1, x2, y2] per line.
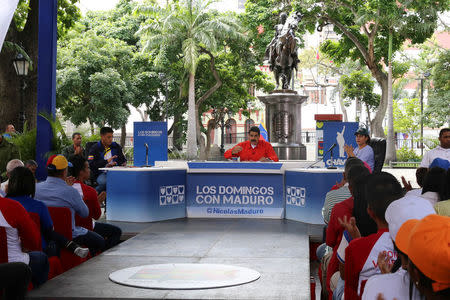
[385, 194, 436, 241]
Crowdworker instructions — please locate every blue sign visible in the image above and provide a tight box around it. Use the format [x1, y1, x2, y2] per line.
[133, 122, 168, 166]
[323, 122, 359, 168]
[285, 170, 342, 224]
[106, 169, 186, 222]
[186, 173, 284, 218]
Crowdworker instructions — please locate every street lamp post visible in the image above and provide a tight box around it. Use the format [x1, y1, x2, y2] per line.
[13, 53, 29, 132]
[419, 71, 431, 157]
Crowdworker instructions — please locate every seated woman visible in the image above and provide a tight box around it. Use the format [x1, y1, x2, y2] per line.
[344, 127, 374, 171]
[6, 167, 89, 258]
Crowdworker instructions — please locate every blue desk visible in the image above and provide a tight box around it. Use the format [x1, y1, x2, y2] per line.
[285, 169, 342, 224]
[105, 167, 186, 222]
[186, 162, 284, 218]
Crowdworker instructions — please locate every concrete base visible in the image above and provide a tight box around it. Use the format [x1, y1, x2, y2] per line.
[28, 218, 322, 299]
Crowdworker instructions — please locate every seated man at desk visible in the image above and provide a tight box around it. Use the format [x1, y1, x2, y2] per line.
[224, 126, 279, 162]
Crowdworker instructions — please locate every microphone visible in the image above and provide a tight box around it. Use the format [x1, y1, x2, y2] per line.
[327, 143, 337, 152]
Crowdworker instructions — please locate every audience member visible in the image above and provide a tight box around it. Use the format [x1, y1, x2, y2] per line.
[434, 168, 450, 216]
[0, 262, 31, 300]
[344, 172, 404, 299]
[69, 155, 122, 250]
[7, 167, 89, 258]
[0, 133, 20, 180]
[35, 155, 105, 255]
[24, 159, 38, 177]
[403, 167, 428, 196]
[362, 192, 436, 300]
[420, 128, 450, 168]
[88, 127, 127, 193]
[0, 159, 24, 193]
[0, 196, 49, 287]
[62, 132, 86, 159]
[324, 164, 372, 299]
[420, 167, 447, 206]
[344, 127, 375, 171]
[3, 124, 16, 138]
[397, 215, 450, 299]
[322, 157, 363, 224]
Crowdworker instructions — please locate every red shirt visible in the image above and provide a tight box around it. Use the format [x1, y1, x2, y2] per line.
[325, 196, 354, 298]
[224, 140, 279, 162]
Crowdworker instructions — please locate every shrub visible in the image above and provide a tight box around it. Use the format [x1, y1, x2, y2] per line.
[396, 146, 421, 162]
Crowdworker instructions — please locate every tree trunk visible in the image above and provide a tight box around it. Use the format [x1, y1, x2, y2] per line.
[120, 124, 126, 148]
[338, 83, 348, 122]
[186, 72, 197, 159]
[88, 118, 95, 135]
[370, 73, 388, 138]
[385, 34, 397, 163]
[0, 0, 39, 132]
[172, 113, 182, 150]
[196, 103, 206, 160]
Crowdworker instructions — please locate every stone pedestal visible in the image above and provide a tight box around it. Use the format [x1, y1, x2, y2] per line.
[258, 90, 307, 160]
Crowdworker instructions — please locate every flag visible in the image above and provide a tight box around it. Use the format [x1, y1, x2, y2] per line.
[259, 123, 268, 141]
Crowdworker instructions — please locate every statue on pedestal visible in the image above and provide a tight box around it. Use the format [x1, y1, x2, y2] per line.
[264, 12, 302, 90]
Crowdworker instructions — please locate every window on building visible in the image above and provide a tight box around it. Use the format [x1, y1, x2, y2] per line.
[225, 119, 237, 143]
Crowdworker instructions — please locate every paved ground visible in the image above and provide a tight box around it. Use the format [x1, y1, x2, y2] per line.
[28, 219, 322, 300]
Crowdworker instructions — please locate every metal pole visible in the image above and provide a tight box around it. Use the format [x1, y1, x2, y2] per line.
[420, 78, 424, 157]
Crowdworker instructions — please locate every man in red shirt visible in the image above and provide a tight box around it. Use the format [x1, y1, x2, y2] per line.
[224, 126, 279, 162]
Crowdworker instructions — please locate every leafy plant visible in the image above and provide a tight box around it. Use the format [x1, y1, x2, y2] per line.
[396, 146, 420, 162]
[8, 122, 36, 162]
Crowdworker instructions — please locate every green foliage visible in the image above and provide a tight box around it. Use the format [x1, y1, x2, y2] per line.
[396, 146, 420, 162]
[425, 50, 450, 128]
[340, 70, 379, 109]
[8, 123, 36, 162]
[39, 113, 71, 157]
[393, 98, 421, 142]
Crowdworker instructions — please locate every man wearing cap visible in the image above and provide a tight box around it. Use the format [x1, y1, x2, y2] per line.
[344, 127, 375, 171]
[420, 128, 450, 168]
[35, 155, 105, 255]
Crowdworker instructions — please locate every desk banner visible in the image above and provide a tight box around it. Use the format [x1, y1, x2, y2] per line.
[133, 122, 168, 166]
[187, 173, 284, 218]
[323, 122, 359, 168]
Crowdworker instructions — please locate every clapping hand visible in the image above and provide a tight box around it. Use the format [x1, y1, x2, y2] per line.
[343, 144, 354, 157]
[231, 146, 243, 155]
[338, 215, 361, 239]
[377, 251, 394, 274]
[401, 176, 413, 191]
[65, 176, 75, 186]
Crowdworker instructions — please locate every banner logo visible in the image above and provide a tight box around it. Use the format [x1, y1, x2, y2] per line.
[286, 185, 306, 207]
[160, 185, 185, 206]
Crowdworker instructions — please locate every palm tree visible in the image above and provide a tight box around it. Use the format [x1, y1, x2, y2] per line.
[136, 0, 243, 159]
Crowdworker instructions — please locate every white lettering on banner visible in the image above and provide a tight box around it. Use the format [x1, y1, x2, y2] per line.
[137, 130, 163, 137]
[194, 185, 276, 205]
[285, 185, 306, 207]
[160, 185, 185, 206]
[326, 158, 346, 166]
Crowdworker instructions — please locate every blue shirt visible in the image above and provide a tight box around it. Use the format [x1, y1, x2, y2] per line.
[35, 176, 89, 238]
[354, 145, 375, 171]
[9, 195, 53, 249]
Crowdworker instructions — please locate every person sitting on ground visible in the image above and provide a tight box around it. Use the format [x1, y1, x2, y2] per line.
[344, 172, 404, 299]
[0, 159, 24, 194]
[62, 132, 86, 160]
[0, 133, 20, 180]
[24, 159, 38, 177]
[344, 127, 375, 172]
[0, 262, 31, 300]
[88, 127, 127, 193]
[323, 164, 372, 299]
[433, 167, 450, 216]
[224, 126, 279, 162]
[7, 167, 89, 259]
[35, 155, 105, 256]
[420, 166, 447, 206]
[0, 196, 49, 287]
[420, 128, 450, 168]
[3, 124, 16, 139]
[362, 190, 436, 300]
[396, 215, 450, 300]
[69, 155, 122, 250]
